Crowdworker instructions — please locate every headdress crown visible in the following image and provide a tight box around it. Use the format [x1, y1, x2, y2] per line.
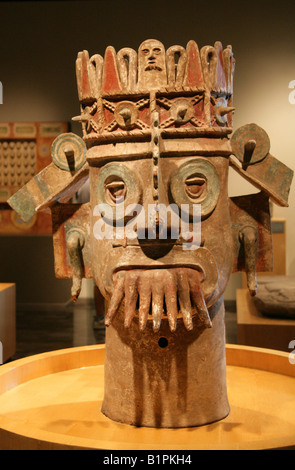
[74, 39, 235, 145]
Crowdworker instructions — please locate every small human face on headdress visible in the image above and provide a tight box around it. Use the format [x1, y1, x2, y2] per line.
[139, 39, 166, 71]
[138, 39, 167, 90]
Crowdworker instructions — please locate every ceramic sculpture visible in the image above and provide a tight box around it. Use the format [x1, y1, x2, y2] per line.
[8, 39, 293, 427]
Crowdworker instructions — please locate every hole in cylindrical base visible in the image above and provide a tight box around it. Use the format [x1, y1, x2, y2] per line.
[158, 337, 168, 348]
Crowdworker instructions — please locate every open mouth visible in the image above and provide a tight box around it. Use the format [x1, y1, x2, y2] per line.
[105, 266, 213, 333]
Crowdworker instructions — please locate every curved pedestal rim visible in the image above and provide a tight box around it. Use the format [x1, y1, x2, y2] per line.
[0, 344, 295, 450]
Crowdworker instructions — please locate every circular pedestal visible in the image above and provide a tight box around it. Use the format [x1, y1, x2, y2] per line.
[0, 344, 295, 450]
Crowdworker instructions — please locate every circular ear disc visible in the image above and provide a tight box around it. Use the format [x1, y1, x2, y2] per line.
[51, 133, 87, 171]
[231, 123, 270, 166]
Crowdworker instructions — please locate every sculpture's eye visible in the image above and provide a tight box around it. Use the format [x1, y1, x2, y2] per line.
[185, 175, 207, 200]
[142, 48, 150, 56]
[97, 163, 142, 222]
[105, 179, 126, 204]
[170, 158, 220, 219]
[153, 47, 161, 55]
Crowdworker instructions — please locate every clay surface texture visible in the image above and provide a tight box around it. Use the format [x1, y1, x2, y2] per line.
[8, 39, 293, 428]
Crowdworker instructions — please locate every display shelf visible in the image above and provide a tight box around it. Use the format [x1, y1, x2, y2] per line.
[0, 344, 295, 450]
[0, 283, 16, 363]
[237, 288, 295, 352]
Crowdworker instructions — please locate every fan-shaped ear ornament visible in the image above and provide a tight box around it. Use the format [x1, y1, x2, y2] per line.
[8, 133, 89, 222]
[230, 123, 293, 207]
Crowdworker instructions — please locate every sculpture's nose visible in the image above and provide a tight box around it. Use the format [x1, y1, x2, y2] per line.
[148, 49, 155, 61]
[140, 158, 177, 240]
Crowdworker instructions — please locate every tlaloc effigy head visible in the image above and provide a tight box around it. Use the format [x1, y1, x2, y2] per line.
[8, 39, 293, 334]
[74, 39, 236, 332]
[7, 39, 293, 428]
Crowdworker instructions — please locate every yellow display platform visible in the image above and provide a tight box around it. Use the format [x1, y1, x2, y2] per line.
[0, 344, 295, 450]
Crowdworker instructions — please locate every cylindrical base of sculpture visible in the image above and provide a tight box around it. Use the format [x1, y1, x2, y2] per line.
[101, 297, 229, 428]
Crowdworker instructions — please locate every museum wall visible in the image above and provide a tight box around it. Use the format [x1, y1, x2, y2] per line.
[0, 0, 294, 305]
